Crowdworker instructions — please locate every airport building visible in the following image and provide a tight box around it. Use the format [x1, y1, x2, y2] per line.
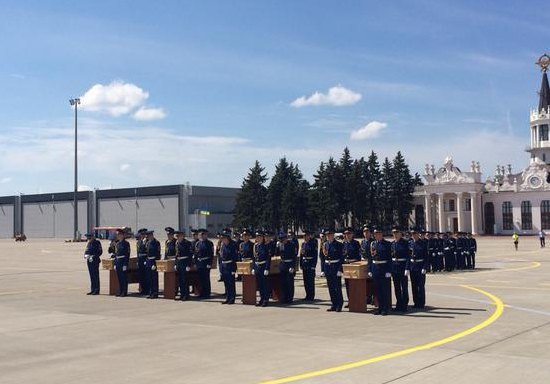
[0, 184, 238, 239]
[411, 55, 550, 235]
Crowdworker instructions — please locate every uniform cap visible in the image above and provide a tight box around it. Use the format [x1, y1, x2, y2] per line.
[255, 230, 265, 236]
[324, 228, 335, 235]
[391, 227, 401, 233]
[165, 227, 175, 234]
[174, 230, 185, 236]
[343, 227, 354, 234]
[362, 225, 371, 232]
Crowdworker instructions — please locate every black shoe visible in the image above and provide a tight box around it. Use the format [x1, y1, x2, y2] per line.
[116, 294, 121, 297]
[221, 300, 229, 305]
[217, 278, 223, 282]
[86, 291, 93, 295]
[327, 308, 335, 312]
[336, 307, 342, 312]
[228, 300, 235, 305]
[381, 311, 388, 316]
[255, 302, 263, 307]
[374, 311, 381, 315]
[120, 293, 127, 297]
[261, 302, 268, 307]
[344, 304, 349, 308]
[92, 292, 99, 295]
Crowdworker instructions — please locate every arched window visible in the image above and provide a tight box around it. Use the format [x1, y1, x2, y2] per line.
[521, 201, 532, 230]
[541, 201, 550, 230]
[502, 202, 513, 230]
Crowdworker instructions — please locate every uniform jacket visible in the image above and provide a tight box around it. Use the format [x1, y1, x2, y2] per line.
[278, 241, 297, 272]
[164, 238, 177, 259]
[343, 239, 361, 262]
[360, 238, 372, 260]
[408, 239, 429, 271]
[300, 238, 318, 270]
[85, 239, 103, 263]
[391, 238, 409, 273]
[323, 240, 344, 273]
[220, 240, 238, 274]
[369, 239, 392, 275]
[113, 239, 130, 266]
[176, 239, 194, 268]
[253, 242, 271, 271]
[194, 239, 214, 269]
[239, 240, 254, 260]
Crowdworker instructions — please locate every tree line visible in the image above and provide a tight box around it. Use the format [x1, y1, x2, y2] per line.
[232, 147, 422, 233]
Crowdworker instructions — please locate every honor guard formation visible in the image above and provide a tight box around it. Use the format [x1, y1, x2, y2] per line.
[84, 225, 478, 314]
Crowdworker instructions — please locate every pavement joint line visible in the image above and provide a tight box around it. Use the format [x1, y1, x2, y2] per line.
[258, 285, 504, 384]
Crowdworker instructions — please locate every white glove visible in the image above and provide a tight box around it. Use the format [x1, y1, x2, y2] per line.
[404, 270, 410, 277]
[84, 254, 89, 260]
[185, 266, 191, 272]
[88, 257, 93, 263]
[151, 265, 156, 271]
[336, 271, 343, 277]
[289, 268, 295, 274]
[109, 253, 115, 257]
[207, 265, 211, 269]
[231, 272, 236, 276]
[174, 265, 177, 271]
[114, 265, 117, 270]
[421, 269, 426, 275]
[251, 269, 256, 275]
[385, 272, 391, 278]
[263, 270, 269, 276]
[122, 265, 127, 272]
[367, 272, 373, 278]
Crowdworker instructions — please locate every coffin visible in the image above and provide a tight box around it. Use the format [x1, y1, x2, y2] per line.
[237, 261, 253, 275]
[270, 256, 281, 274]
[101, 257, 138, 270]
[156, 259, 176, 273]
[343, 261, 369, 279]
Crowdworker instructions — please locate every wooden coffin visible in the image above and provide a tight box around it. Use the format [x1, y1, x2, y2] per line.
[156, 259, 176, 273]
[269, 256, 281, 274]
[101, 257, 138, 270]
[237, 261, 253, 275]
[343, 261, 369, 279]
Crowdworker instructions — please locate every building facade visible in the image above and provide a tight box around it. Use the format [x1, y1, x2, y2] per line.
[0, 184, 239, 239]
[412, 54, 550, 235]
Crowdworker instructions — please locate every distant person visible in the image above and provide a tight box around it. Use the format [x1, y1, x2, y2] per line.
[111, 229, 130, 297]
[539, 230, 546, 248]
[512, 232, 519, 251]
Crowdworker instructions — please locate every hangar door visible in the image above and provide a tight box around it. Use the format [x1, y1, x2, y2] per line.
[98, 195, 178, 236]
[23, 201, 88, 238]
[0, 204, 14, 238]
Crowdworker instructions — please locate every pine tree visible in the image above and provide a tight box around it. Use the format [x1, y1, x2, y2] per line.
[233, 161, 268, 230]
[338, 147, 354, 226]
[264, 158, 292, 231]
[365, 151, 382, 227]
[380, 157, 394, 229]
[391, 151, 417, 229]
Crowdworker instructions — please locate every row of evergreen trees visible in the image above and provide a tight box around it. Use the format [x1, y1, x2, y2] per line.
[232, 148, 422, 233]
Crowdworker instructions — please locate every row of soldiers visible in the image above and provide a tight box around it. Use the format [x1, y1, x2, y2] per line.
[83, 225, 478, 314]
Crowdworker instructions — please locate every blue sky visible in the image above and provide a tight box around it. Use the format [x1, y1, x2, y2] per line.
[0, 0, 548, 195]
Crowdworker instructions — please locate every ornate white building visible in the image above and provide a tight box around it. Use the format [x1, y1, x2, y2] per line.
[412, 54, 550, 235]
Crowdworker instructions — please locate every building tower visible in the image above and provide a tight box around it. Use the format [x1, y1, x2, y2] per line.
[528, 53, 550, 164]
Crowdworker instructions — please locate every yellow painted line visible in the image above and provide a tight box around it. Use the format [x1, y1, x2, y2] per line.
[473, 261, 541, 275]
[259, 285, 504, 384]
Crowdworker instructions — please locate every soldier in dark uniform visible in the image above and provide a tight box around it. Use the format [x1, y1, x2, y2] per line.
[219, 231, 238, 304]
[215, 232, 224, 282]
[467, 233, 477, 269]
[342, 227, 361, 307]
[277, 232, 297, 304]
[368, 228, 392, 316]
[360, 225, 374, 305]
[239, 230, 254, 261]
[455, 232, 466, 270]
[174, 230, 193, 301]
[322, 229, 344, 312]
[391, 227, 409, 312]
[319, 232, 327, 277]
[164, 227, 177, 260]
[443, 232, 456, 272]
[300, 230, 317, 301]
[407, 230, 428, 309]
[288, 231, 299, 253]
[145, 230, 161, 299]
[426, 232, 437, 273]
[435, 232, 444, 272]
[84, 233, 103, 295]
[111, 229, 130, 297]
[194, 228, 214, 299]
[135, 228, 149, 295]
[266, 230, 277, 260]
[253, 231, 271, 307]
[191, 229, 200, 250]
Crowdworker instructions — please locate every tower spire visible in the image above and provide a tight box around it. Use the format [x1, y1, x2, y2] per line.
[537, 54, 550, 112]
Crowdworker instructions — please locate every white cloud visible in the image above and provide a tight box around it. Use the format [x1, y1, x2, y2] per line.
[133, 107, 166, 121]
[80, 81, 151, 117]
[350, 121, 387, 140]
[120, 164, 130, 172]
[291, 85, 362, 107]
[1, 177, 12, 184]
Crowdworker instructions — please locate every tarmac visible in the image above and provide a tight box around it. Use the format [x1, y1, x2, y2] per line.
[0, 236, 549, 384]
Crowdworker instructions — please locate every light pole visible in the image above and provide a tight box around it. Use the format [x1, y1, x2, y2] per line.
[69, 98, 80, 241]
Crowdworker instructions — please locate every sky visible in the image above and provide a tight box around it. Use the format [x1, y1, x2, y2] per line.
[0, 0, 548, 195]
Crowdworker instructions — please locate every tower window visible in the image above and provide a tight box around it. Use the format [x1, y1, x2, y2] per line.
[539, 124, 549, 141]
[521, 201, 532, 230]
[502, 201, 513, 230]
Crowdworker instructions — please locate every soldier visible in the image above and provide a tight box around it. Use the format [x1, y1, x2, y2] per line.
[253, 231, 271, 307]
[136, 228, 149, 296]
[215, 232, 224, 282]
[195, 228, 214, 299]
[435, 232, 445, 272]
[456, 232, 467, 270]
[266, 230, 277, 260]
[368, 228, 392, 316]
[342, 227, 361, 307]
[219, 231, 238, 304]
[145, 230, 161, 299]
[322, 229, 344, 312]
[447, 232, 457, 271]
[407, 230, 428, 309]
[360, 225, 374, 305]
[391, 227, 409, 312]
[84, 233, 103, 295]
[288, 231, 299, 253]
[467, 233, 477, 269]
[300, 230, 317, 301]
[174, 230, 193, 301]
[277, 232, 297, 304]
[319, 232, 327, 277]
[164, 227, 177, 260]
[111, 229, 130, 297]
[239, 229, 254, 261]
